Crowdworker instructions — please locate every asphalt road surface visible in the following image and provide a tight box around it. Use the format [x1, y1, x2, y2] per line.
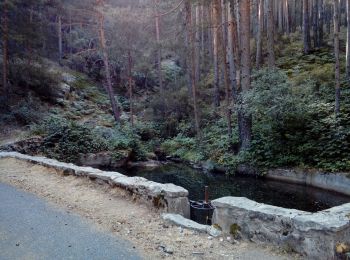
[0, 182, 141, 260]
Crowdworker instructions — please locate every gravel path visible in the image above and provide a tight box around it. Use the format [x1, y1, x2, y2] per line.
[0, 158, 298, 259]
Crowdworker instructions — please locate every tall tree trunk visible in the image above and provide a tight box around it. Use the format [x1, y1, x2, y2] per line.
[239, 0, 252, 150]
[185, 0, 200, 137]
[334, 0, 340, 115]
[278, 0, 283, 33]
[319, 0, 324, 46]
[312, 0, 319, 48]
[228, 0, 240, 102]
[303, 0, 311, 54]
[183, 12, 193, 97]
[154, 1, 164, 112]
[128, 50, 134, 127]
[58, 15, 63, 65]
[256, 0, 264, 68]
[346, 0, 350, 80]
[2, 0, 8, 96]
[267, 0, 275, 68]
[98, 12, 120, 122]
[212, 0, 221, 107]
[221, 1, 233, 139]
[195, 4, 201, 84]
[285, 0, 290, 35]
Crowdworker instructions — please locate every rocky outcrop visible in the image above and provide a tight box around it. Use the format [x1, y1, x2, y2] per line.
[0, 152, 190, 218]
[212, 197, 350, 259]
[0, 137, 43, 155]
[77, 151, 131, 169]
[266, 168, 350, 196]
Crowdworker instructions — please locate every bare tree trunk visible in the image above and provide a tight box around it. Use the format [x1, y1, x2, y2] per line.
[213, 0, 221, 107]
[303, 0, 311, 54]
[239, 0, 252, 150]
[267, 0, 275, 68]
[284, 0, 290, 35]
[334, 0, 340, 115]
[319, 0, 324, 46]
[278, 0, 283, 33]
[58, 15, 63, 65]
[185, 0, 200, 137]
[128, 50, 134, 127]
[220, 1, 233, 139]
[312, 0, 319, 48]
[2, 0, 8, 96]
[208, 3, 214, 60]
[195, 4, 201, 84]
[98, 12, 120, 122]
[154, 1, 164, 112]
[346, 0, 350, 80]
[256, 0, 264, 68]
[228, 0, 239, 102]
[183, 12, 193, 97]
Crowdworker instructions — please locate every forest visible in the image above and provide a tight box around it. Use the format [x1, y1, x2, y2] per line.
[1, 0, 350, 174]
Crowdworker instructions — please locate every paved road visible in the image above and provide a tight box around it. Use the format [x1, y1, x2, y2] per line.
[0, 183, 141, 260]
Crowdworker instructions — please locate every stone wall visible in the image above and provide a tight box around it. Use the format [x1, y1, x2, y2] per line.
[212, 197, 350, 259]
[0, 152, 190, 218]
[266, 168, 350, 196]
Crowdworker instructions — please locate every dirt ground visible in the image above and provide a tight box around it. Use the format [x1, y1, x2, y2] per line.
[0, 158, 298, 259]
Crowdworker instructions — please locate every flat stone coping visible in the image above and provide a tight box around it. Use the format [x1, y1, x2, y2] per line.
[0, 152, 189, 215]
[212, 197, 350, 259]
[212, 197, 350, 231]
[266, 168, 350, 196]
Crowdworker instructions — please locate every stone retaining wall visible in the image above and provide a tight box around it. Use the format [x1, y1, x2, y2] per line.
[266, 168, 350, 196]
[212, 197, 350, 259]
[0, 152, 190, 218]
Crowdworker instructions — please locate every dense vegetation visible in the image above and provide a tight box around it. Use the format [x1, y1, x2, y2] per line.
[1, 0, 350, 173]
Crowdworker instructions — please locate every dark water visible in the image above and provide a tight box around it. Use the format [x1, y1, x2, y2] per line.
[118, 163, 350, 212]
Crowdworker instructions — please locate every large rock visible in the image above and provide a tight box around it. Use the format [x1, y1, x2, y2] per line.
[212, 197, 350, 259]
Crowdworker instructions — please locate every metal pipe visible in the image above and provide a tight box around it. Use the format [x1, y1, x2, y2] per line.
[204, 186, 209, 204]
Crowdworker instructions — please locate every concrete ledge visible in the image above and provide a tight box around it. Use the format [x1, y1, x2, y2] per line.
[0, 152, 190, 217]
[212, 197, 350, 259]
[266, 168, 350, 196]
